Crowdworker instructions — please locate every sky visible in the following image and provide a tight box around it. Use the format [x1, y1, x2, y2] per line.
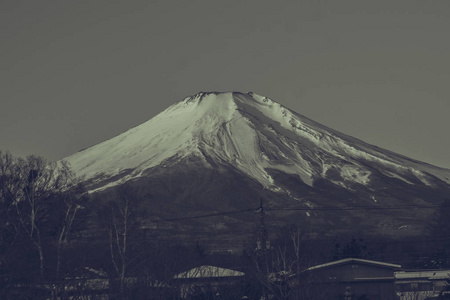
[1, 0, 449, 168]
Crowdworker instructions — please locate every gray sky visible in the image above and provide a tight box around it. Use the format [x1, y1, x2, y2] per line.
[1, 0, 449, 168]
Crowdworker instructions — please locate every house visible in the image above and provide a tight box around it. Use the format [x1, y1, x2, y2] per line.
[293, 258, 401, 300]
[173, 265, 246, 299]
[395, 269, 450, 300]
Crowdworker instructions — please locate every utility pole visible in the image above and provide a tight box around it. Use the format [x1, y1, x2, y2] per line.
[256, 198, 270, 251]
[256, 198, 270, 299]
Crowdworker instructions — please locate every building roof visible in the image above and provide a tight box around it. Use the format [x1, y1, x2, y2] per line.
[303, 258, 401, 272]
[395, 270, 450, 280]
[173, 265, 245, 279]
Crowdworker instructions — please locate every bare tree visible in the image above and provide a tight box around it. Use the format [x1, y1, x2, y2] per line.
[99, 184, 141, 298]
[0, 151, 18, 243]
[0, 152, 78, 281]
[54, 183, 86, 281]
[244, 224, 312, 300]
[0, 151, 21, 295]
[144, 243, 185, 299]
[46, 182, 88, 300]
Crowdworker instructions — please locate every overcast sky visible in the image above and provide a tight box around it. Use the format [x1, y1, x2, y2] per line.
[1, 0, 449, 168]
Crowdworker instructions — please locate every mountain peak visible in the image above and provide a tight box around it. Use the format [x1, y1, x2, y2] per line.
[185, 91, 250, 99]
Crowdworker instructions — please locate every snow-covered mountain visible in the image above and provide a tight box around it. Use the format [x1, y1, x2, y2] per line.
[65, 92, 450, 237]
[67, 92, 449, 191]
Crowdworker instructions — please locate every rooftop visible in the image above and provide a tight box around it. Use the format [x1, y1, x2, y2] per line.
[304, 258, 402, 272]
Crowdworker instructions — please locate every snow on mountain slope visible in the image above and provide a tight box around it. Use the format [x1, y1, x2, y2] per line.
[65, 92, 450, 192]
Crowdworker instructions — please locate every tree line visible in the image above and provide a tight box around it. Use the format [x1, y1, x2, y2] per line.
[0, 151, 88, 298]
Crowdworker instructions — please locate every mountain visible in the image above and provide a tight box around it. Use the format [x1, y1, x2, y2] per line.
[65, 92, 450, 244]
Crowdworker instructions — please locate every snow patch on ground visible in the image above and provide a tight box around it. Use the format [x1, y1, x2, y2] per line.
[321, 163, 332, 177]
[381, 170, 414, 185]
[340, 165, 371, 185]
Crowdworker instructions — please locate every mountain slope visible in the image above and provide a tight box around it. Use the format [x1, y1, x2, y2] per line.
[67, 91, 450, 191]
[65, 92, 450, 238]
